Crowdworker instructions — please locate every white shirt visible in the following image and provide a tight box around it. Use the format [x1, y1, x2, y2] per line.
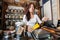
[23, 14, 42, 28]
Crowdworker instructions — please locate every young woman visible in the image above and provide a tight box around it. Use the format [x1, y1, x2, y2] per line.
[23, 3, 42, 39]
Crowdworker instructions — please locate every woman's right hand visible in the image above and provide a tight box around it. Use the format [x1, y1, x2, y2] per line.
[28, 26, 33, 32]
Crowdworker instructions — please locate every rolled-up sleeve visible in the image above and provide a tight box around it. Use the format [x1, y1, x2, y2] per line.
[36, 15, 42, 24]
[23, 15, 25, 22]
[23, 15, 27, 24]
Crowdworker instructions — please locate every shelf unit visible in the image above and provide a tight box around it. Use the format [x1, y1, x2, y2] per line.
[5, 8, 24, 29]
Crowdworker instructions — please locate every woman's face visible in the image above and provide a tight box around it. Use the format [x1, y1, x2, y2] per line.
[29, 4, 34, 13]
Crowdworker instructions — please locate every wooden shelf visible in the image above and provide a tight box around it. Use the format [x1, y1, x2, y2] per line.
[3, 0, 14, 4]
[3, 0, 37, 7]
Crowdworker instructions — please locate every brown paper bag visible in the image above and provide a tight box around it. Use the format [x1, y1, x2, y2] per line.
[16, 27, 24, 35]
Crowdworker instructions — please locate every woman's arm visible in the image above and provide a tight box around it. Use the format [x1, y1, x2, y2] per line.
[23, 15, 26, 23]
[36, 15, 42, 24]
[36, 15, 45, 27]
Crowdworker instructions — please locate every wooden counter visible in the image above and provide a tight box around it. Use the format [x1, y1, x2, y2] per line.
[41, 26, 60, 40]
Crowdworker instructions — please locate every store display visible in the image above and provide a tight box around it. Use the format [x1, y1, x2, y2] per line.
[5, 8, 24, 29]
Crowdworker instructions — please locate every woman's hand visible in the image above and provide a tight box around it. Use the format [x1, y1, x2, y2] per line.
[42, 17, 49, 22]
[28, 26, 33, 32]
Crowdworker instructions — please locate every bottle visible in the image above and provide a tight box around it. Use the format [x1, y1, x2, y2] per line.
[57, 20, 60, 27]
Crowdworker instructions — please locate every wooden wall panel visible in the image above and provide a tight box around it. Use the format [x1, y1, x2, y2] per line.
[3, 0, 14, 3]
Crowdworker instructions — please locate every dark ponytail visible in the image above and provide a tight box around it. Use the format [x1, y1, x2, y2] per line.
[26, 10, 31, 21]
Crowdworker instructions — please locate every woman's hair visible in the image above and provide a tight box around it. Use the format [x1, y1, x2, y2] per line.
[26, 3, 35, 21]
